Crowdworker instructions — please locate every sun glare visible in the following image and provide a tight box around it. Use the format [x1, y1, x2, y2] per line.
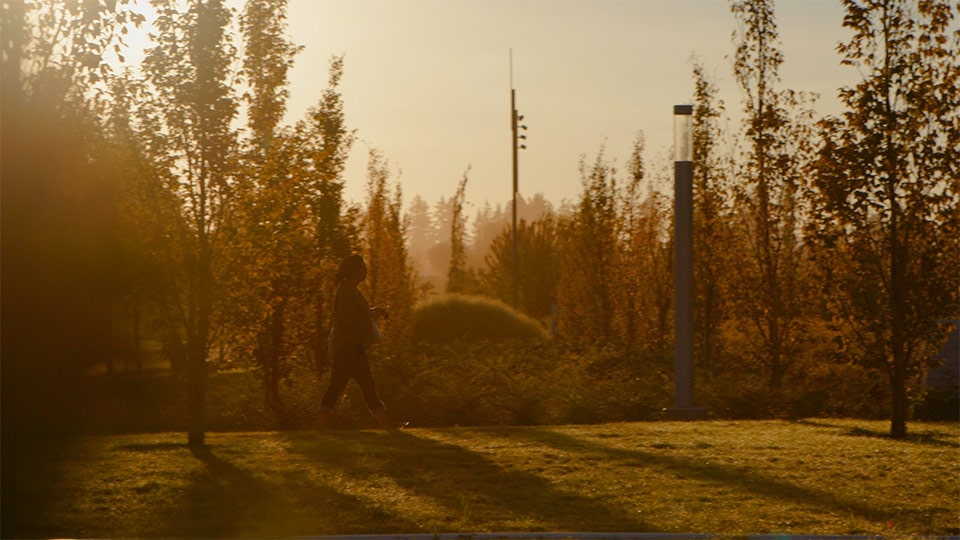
[100, 0, 156, 70]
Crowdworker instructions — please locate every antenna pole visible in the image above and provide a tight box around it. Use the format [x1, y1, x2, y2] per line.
[509, 49, 526, 310]
[511, 87, 519, 310]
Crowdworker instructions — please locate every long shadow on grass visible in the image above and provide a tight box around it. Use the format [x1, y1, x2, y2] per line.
[288, 430, 657, 532]
[115, 442, 419, 537]
[100, 443, 267, 538]
[502, 428, 898, 524]
[796, 419, 960, 448]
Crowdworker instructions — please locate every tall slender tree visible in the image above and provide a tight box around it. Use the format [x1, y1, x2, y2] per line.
[426, 195, 455, 283]
[364, 150, 415, 343]
[241, 0, 299, 147]
[447, 169, 470, 294]
[142, 0, 239, 445]
[483, 216, 560, 320]
[228, 0, 303, 414]
[296, 55, 357, 372]
[690, 59, 731, 373]
[624, 163, 674, 356]
[614, 134, 650, 349]
[730, 0, 815, 391]
[810, 0, 959, 438]
[406, 194, 438, 280]
[557, 148, 619, 344]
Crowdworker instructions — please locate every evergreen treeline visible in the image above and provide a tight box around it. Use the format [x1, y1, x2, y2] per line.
[2, 0, 956, 442]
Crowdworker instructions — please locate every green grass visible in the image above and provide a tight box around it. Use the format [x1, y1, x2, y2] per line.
[3, 420, 957, 538]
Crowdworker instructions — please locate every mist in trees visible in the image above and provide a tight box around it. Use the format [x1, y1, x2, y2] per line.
[2, 0, 956, 441]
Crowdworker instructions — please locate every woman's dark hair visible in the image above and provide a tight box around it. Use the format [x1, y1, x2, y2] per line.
[335, 254, 366, 285]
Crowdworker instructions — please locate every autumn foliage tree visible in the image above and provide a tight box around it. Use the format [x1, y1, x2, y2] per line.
[222, 0, 304, 412]
[482, 216, 560, 321]
[557, 149, 620, 344]
[556, 138, 673, 352]
[729, 0, 819, 392]
[690, 60, 732, 373]
[613, 134, 674, 353]
[809, 0, 960, 438]
[363, 150, 416, 344]
[141, 0, 240, 445]
[446, 170, 471, 294]
[286, 55, 358, 375]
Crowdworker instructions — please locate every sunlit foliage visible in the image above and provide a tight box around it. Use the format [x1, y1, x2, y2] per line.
[410, 294, 548, 344]
[363, 149, 416, 346]
[807, 0, 960, 438]
[2, 0, 957, 444]
[729, 0, 822, 392]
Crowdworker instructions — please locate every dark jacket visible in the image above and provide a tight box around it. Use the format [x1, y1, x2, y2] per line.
[328, 282, 373, 358]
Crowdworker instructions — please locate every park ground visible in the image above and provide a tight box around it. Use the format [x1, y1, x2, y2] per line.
[2, 419, 958, 538]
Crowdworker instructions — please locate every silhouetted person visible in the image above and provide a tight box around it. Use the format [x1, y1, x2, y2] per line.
[319, 254, 398, 432]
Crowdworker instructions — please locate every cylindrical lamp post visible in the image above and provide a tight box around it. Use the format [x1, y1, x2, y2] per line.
[668, 104, 707, 420]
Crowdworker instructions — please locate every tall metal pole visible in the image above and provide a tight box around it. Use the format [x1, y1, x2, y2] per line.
[674, 104, 694, 409]
[667, 104, 707, 420]
[511, 88, 519, 309]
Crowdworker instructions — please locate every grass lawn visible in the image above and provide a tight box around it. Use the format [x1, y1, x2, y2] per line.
[2, 419, 957, 538]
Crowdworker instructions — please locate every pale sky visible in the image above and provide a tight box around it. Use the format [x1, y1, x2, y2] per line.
[121, 0, 860, 211]
[281, 0, 859, 211]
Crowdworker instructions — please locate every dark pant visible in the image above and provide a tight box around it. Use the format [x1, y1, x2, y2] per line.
[321, 344, 384, 411]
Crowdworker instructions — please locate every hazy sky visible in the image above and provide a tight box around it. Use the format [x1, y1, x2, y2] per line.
[125, 0, 860, 211]
[279, 0, 860, 212]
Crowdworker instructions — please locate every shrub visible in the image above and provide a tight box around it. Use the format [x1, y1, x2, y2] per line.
[410, 294, 549, 343]
[374, 340, 671, 427]
[375, 340, 554, 426]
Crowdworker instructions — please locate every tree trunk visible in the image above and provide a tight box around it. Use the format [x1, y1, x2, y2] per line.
[132, 303, 142, 372]
[314, 290, 328, 374]
[264, 362, 283, 420]
[890, 351, 908, 439]
[264, 299, 286, 413]
[769, 359, 786, 391]
[187, 341, 206, 447]
[188, 252, 212, 447]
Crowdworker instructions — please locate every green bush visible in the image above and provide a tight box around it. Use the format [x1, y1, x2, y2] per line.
[409, 294, 549, 343]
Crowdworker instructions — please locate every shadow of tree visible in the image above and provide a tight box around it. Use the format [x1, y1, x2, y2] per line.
[797, 420, 960, 448]
[134, 442, 421, 537]
[498, 427, 926, 527]
[175, 445, 266, 538]
[287, 430, 658, 532]
[114, 441, 190, 452]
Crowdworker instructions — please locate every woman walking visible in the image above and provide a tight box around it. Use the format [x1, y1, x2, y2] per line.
[319, 254, 398, 432]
